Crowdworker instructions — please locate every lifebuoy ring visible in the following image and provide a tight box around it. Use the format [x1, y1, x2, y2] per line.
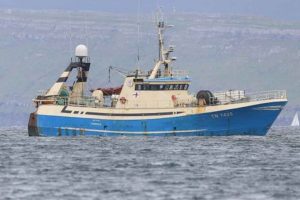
[171, 95, 177, 101]
[120, 97, 127, 104]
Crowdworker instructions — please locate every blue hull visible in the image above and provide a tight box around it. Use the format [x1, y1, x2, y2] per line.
[28, 101, 287, 137]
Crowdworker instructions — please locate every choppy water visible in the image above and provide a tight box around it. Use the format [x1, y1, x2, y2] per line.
[0, 127, 299, 200]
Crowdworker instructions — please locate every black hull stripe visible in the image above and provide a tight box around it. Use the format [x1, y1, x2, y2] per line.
[61, 106, 72, 113]
[61, 106, 183, 116]
[61, 106, 184, 117]
[85, 111, 183, 117]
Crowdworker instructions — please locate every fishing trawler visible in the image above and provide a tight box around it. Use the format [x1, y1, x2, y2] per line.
[28, 20, 287, 136]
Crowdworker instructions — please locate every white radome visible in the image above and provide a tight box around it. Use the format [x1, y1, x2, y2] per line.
[75, 44, 88, 58]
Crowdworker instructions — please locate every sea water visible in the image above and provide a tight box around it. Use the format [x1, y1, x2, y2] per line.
[0, 127, 299, 200]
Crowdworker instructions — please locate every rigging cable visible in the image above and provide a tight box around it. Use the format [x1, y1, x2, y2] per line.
[84, 12, 89, 47]
[68, 11, 73, 59]
[136, 0, 141, 70]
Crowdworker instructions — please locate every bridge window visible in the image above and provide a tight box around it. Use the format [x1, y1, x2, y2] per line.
[136, 84, 142, 90]
[135, 84, 190, 91]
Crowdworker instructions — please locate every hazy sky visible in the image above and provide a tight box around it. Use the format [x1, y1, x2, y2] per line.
[0, 0, 299, 21]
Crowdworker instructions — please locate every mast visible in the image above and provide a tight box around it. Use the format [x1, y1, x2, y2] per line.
[158, 21, 164, 62]
[149, 19, 176, 79]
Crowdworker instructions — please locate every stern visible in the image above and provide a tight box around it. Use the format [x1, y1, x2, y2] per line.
[28, 112, 39, 136]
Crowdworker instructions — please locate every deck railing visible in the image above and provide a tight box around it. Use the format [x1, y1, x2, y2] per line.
[211, 90, 287, 105]
[171, 70, 189, 77]
[35, 90, 286, 109]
